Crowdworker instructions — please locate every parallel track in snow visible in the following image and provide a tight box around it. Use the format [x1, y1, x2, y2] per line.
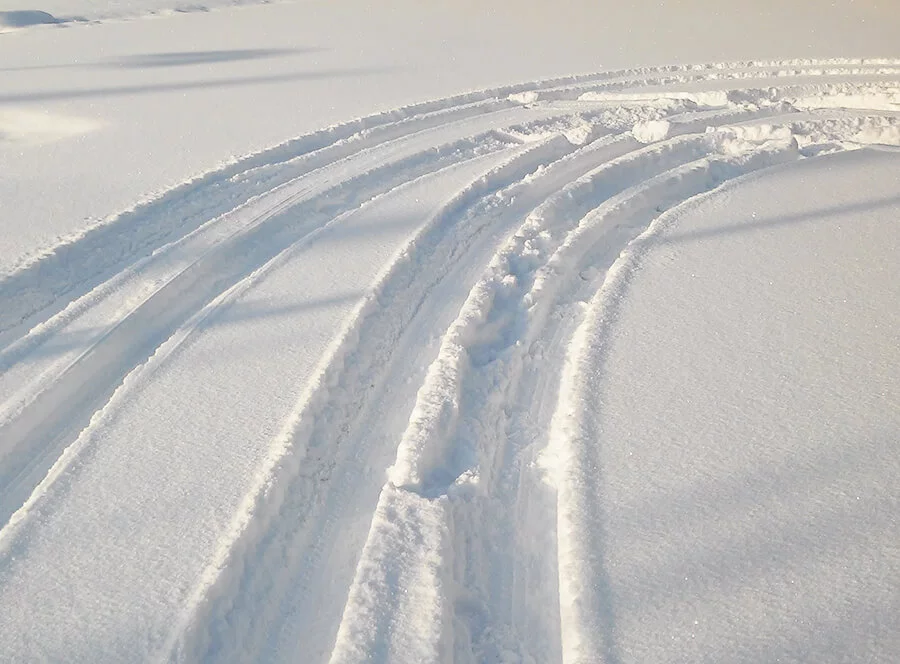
[0, 59, 898, 663]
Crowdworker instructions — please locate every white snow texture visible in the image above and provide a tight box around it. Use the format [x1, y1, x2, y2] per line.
[0, 1, 898, 662]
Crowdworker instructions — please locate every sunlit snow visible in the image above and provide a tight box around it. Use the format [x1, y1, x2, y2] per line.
[0, 1, 898, 662]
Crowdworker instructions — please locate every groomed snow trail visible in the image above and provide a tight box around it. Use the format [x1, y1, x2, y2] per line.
[0, 59, 898, 663]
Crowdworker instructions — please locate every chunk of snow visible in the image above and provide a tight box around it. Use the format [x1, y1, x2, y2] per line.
[508, 91, 540, 105]
[632, 119, 671, 143]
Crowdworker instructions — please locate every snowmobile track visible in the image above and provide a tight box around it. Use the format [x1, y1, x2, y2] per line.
[0, 59, 898, 664]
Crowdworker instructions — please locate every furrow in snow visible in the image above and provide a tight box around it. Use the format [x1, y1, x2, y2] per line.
[0, 101, 616, 428]
[2, 60, 898, 664]
[0, 145, 538, 664]
[0, 101, 530, 345]
[6, 58, 894, 344]
[325, 133, 721, 663]
[0, 128, 516, 531]
[0, 64, 644, 339]
[384, 102, 804, 496]
[332, 110, 881, 661]
[169, 127, 650, 663]
[0, 108, 546, 424]
[443, 146, 815, 664]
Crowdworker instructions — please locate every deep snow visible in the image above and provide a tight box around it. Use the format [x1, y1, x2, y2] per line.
[0, 2, 899, 663]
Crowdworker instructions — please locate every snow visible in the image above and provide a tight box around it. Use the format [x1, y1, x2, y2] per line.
[0, 9, 60, 29]
[632, 119, 671, 144]
[0, 1, 899, 662]
[548, 147, 900, 663]
[0, 107, 100, 144]
[2, 0, 899, 273]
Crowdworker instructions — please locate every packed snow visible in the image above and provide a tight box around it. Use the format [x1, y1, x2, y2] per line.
[1, 1, 899, 662]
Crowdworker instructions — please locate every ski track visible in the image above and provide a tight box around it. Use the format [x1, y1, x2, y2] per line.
[0, 59, 898, 663]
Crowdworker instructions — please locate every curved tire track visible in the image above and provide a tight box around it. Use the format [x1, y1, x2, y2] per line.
[0, 59, 897, 664]
[327, 65, 900, 664]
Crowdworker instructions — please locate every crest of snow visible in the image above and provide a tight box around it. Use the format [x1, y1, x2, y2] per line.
[632, 119, 671, 144]
[715, 123, 795, 143]
[789, 92, 900, 112]
[688, 90, 737, 107]
[580, 90, 731, 107]
[710, 124, 798, 156]
[854, 124, 900, 146]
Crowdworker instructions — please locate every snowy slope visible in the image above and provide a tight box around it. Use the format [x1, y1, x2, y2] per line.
[1, 1, 900, 662]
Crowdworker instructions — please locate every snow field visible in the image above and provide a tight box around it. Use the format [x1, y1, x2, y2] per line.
[0, 59, 898, 662]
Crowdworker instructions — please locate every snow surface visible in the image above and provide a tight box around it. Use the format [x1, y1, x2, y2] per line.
[1, 1, 899, 663]
[544, 147, 900, 664]
[2, 0, 899, 273]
